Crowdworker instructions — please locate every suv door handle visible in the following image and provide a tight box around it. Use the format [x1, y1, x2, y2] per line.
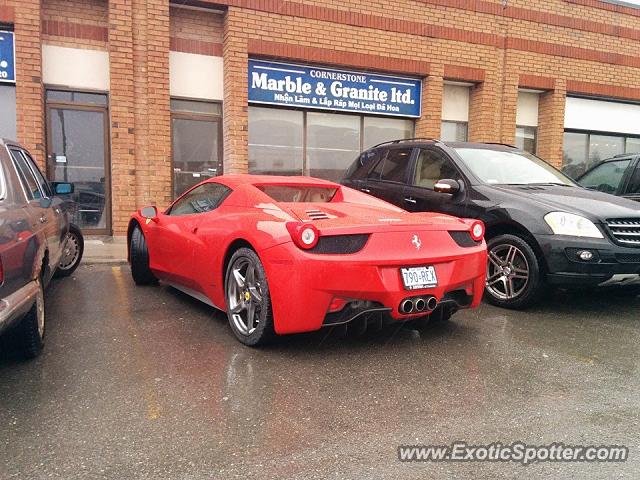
[360, 188, 371, 193]
[404, 197, 417, 204]
[191, 226, 198, 234]
[39, 215, 48, 224]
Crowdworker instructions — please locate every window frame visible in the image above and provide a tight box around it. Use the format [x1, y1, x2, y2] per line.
[367, 146, 416, 185]
[621, 156, 640, 196]
[166, 181, 232, 216]
[9, 148, 44, 202]
[20, 149, 53, 198]
[563, 128, 640, 177]
[515, 125, 538, 155]
[410, 146, 465, 191]
[578, 158, 634, 196]
[440, 120, 469, 142]
[171, 97, 224, 199]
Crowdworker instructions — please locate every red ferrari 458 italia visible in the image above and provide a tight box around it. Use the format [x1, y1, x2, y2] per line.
[127, 175, 487, 346]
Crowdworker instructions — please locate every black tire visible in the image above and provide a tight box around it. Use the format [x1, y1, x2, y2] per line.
[484, 234, 545, 309]
[130, 226, 158, 286]
[55, 224, 84, 278]
[17, 279, 46, 359]
[224, 248, 275, 346]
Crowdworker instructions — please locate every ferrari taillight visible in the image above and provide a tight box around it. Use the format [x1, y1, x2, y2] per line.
[470, 220, 485, 242]
[286, 222, 320, 250]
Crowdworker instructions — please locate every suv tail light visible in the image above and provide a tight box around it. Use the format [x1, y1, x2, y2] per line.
[469, 220, 485, 242]
[0, 256, 3, 285]
[286, 222, 320, 250]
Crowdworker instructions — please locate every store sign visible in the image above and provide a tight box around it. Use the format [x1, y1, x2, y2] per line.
[248, 60, 421, 118]
[0, 31, 15, 84]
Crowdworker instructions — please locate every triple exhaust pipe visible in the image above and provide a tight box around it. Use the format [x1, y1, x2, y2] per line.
[399, 296, 438, 315]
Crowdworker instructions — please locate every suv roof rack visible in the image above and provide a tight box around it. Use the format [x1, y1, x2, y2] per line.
[484, 142, 518, 149]
[369, 138, 442, 149]
[613, 153, 633, 158]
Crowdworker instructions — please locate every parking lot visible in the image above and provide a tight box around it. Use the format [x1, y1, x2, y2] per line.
[1, 264, 639, 479]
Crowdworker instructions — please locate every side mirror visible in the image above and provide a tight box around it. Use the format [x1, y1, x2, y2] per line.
[52, 182, 74, 195]
[433, 179, 463, 195]
[140, 206, 159, 223]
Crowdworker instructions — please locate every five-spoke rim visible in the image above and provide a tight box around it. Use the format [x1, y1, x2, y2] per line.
[227, 257, 263, 336]
[486, 244, 530, 300]
[59, 232, 80, 270]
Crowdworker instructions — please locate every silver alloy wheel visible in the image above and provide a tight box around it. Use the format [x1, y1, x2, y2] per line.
[35, 280, 45, 338]
[59, 231, 80, 270]
[227, 257, 263, 336]
[486, 244, 530, 300]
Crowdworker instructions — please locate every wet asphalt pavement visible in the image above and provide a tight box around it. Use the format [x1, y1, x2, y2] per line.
[1, 264, 639, 479]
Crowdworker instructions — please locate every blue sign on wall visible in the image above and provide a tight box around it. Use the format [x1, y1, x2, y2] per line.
[0, 31, 15, 84]
[248, 60, 421, 118]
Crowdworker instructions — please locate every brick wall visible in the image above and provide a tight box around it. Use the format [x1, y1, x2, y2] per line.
[42, 0, 107, 50]
[13, 0, 45, 169]
[5, 0, 640, 234]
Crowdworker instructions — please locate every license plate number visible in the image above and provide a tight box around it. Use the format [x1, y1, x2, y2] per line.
[400, 266, 438, 290]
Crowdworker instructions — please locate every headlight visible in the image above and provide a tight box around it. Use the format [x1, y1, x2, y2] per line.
[544, 212, 603, 238]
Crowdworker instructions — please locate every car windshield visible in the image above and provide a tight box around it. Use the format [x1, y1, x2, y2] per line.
[454, 148, 576, 186]
[257, 185, 338, 202]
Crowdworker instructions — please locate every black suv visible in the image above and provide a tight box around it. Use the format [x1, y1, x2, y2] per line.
[577, 153, 640, 202]
[342, 140, 640, 309]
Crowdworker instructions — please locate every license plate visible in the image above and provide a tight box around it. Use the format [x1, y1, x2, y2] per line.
[400, 266, 438, 290]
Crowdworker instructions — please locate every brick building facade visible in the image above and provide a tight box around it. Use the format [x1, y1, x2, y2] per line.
[0, 0, 639, 235]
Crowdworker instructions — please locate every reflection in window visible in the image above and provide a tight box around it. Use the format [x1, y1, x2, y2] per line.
[370, 148, 412, 182]
[589, 135, 624, 165]
[414, 149, 462, 189]
[441, 121, 468, 142]
[307, 113, 360, 182]
[563, 132, 589, 179]
[171, 99, 222, 198]
[170, 183, 230, 216]
[626, 137, 640, 154]
[249, 107, 304, 176]
[563, 131, 640, 179]
[363, 116, 414, 150]
[579, 160, 631, 195]
[248, 106, 414, 180]
[48, 107, 108, 230]
[516, 126, 537, 154]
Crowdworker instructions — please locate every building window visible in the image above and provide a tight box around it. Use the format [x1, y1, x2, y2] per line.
[515, 91, 540, 154]
[248, 107, 414, 181]
[0, 85, 16, 139]
[441, 83, 470, 142]
[515, 126, 537, 154]
[562, 131, 640, 179]
[363, 116, 414, 150]
[171, 99, 222, 198]
[307, 112, 360, 182]
[248, 107, 304, 176]
[441, 121, 468, 142]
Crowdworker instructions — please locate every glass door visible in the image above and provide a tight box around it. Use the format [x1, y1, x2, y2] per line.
[46, 99, 110, 234]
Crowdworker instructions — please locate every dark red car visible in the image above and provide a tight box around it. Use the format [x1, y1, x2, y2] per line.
[127, 175, 487, 346]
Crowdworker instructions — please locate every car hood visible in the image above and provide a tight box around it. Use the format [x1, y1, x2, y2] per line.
[485, 184, 640, 220]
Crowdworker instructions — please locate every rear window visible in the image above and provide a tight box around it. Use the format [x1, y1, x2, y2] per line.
[256, 185, 338, 203]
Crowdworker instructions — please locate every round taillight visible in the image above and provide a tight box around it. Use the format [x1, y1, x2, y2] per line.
[470, 221, 485, 242]
[300, 226, 317, 247]
[286, 222, 320, 250]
